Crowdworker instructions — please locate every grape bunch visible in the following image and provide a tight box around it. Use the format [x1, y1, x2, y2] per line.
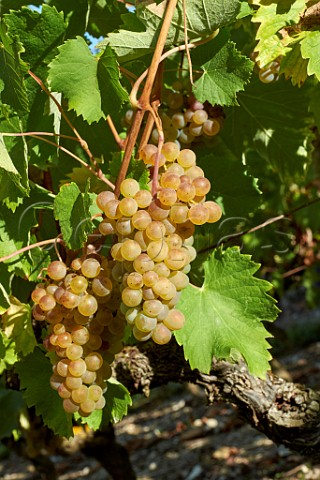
[31, 256, 125, 415]
[96, 142, 222, 345]
[123, 94, 224, 148]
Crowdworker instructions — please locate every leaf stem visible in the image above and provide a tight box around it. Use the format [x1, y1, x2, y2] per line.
[30, 135, 115, 190]
[0, 238, 64, 264]
[182, 0, 193, 85]
[28, 70, 110, 183]
[106, 115, 125, 150]
[130, 32, 218, 107]
[1, 131, 79, 142]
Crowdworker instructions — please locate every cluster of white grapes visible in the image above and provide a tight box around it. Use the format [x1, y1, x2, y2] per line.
[31, 256, 125, 415]
[96, 141, 222, 345]
[123, 94, 223, 148]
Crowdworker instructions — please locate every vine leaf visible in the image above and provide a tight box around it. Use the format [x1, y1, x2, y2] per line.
[175, 247, 279, 378]
[0, 25, 29, 113]
[102, 378, 132, 424]
[48, 37, 128, 124]
[252, 0, 307, 67]
[300, 31, 320, 81]
[101, 0, 241, 62]
[2, 297, 36, 357]
[192, 32, 254, 106]
[54, 182, 95, 250]
[280, 41, 308, 86]
[15, 348, 73, 438]
[221, 76, 312, 182]
[4, 4, 66, 68]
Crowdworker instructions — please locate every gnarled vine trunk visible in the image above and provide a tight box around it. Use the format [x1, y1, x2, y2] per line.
[114, 341, 320, 457]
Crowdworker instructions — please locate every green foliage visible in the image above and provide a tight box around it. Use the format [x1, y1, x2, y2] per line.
[53, 182, 95, 250]
[101, 0, 241, 61]
[15, 348, 73, 438]
[4, 4, 66, 69]
[102, 378, 132, 424]
[192, 31, 254, 106]
[252, 0, 307, 67]
[0, 0, 319, 438]
[175, 247, 279, 377]
[0, 25, 29, 113]
[0, 383, 24, 439]
[48, 37, 128, 124]
[300, 31, 320, 81]
[221, 76, 312, 182]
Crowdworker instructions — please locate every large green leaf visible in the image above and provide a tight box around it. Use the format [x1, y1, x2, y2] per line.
[4, 5, 66, 68]
[175, 247, 279, 378]
[221, 76, 312, 182]
[101, 0, 241, 62]
[48, 37, 128, 123]
[15, 348, 73, 437]
[192, 31, 253, 106]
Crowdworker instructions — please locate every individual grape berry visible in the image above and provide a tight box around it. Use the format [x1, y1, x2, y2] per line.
[31, 287, 46, 304]
[68, 358, 87, 377]
[96, 191, 116, 212]
[204, 201, 223, 223]
[120, 178, 140, 198]
[152, 323, 172, 345]
[135, 312, 157, 332]
[47, 261, 67, 281]
[192, 109, 208, 125]
[121, 287, 143, 307]
[134, 189, 153, 208]
[81, 258, 101, 278]
[177, 149, 196, 168]
[38, 294, 56, 312]
[203, 119, 220, 136]
[70, 275, 88, 295]
[119, 197, 138, 217]
[188, 204, 210, 225]
[157, 188, 177, 206]
[163, 309, 185, 330]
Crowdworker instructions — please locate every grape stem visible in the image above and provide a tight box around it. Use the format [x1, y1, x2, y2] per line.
[182, 0, 193, 85]
[114, 0, 179, 196]
[28, 70, 112, 186]
[0, 237, 64, 264]
[129, 31, 219, 108]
